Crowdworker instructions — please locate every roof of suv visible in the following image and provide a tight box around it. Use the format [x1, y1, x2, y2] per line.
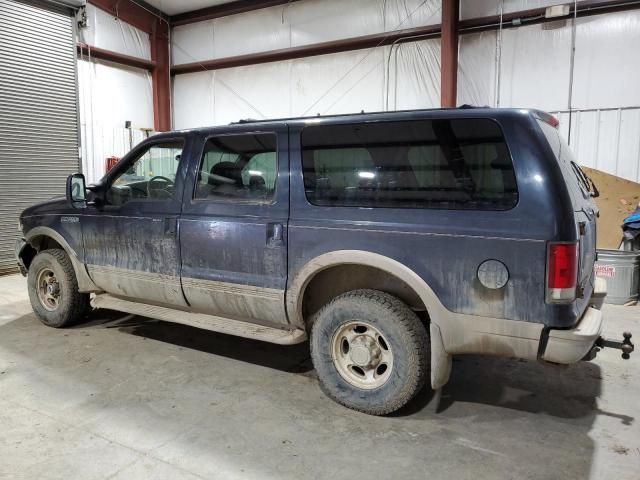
[173, 107, 547, 136]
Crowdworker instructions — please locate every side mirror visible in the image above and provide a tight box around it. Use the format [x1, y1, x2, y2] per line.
[66, 173, 87, 208]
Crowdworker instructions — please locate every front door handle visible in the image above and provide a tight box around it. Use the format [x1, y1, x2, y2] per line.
[267, 222, 284, 248]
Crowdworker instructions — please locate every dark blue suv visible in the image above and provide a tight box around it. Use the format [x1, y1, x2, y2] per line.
[16, 108, 630, 414]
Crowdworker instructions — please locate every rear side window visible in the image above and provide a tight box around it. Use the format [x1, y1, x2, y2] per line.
[301, 119, 517, 210]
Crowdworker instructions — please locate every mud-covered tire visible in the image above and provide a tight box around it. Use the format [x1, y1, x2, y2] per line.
[27, 249, 90, 328]
[310, 289, 430, 415]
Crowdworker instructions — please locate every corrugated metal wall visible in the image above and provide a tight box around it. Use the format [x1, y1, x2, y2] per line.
[0, 0, 80, 274]
[554, 108, 640, 183]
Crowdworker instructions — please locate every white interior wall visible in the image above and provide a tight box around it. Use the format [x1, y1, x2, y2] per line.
[172, 0, 442, 128]
[572, 12, 640, 109]
[173, 39, 441, 128]
[171, 1, 640, 182]
[77, 4, 154, 183]
[78, 4, 151, 59]
[171, 0, 441, 65]
[77, 60, 153, 184]
[457, 9, 640, 181]
[457, 31, 497, 107]
[460, 0, 566, 19]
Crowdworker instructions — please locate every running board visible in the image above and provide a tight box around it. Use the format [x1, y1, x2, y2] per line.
[91, 294, 307, 345]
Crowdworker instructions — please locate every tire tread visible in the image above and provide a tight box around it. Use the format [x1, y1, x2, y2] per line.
[310, 289, 430, 415]
[28, 249, 90, 328]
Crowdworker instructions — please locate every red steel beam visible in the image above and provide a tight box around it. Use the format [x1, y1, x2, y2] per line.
[88, 0, 171, 130]
[171, 24, 441, 75]
[77, 43, 156, 71]
[440, 0, 458, 108]
[171, 0, 304, 26]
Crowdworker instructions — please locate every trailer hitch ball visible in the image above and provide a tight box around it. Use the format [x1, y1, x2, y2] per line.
[622, 332, 634, 360]
[596, 332, 634, 360]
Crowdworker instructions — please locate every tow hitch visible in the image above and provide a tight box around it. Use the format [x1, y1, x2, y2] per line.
[593, 332, 635, 360]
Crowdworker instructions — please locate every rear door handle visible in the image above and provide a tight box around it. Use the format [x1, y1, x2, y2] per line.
[267, 222, 284, 247]
[164, 216, 177, 237]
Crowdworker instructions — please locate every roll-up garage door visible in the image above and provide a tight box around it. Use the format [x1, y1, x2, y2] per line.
[0, 0, 80, 274]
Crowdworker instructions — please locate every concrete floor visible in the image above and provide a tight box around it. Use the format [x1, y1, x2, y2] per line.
[0, 274, 638, 480]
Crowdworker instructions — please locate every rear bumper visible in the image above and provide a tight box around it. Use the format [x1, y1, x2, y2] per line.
[540, 276, 607, 364]
[541, 307, 603, 363]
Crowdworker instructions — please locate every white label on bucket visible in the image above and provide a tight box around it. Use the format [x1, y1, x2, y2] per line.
[595, 265, 616, 278]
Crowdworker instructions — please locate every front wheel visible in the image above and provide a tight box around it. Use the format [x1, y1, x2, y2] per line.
[310, 289, 430, 415]
[27, 249, 90, 328]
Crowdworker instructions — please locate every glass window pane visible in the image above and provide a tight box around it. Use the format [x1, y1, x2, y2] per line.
[195, 133, 277, 203]
[107, 140, 184, 206]
[301, 119, 517, 210]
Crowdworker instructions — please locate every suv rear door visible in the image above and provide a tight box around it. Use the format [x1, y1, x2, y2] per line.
[179, 125, 290, 326]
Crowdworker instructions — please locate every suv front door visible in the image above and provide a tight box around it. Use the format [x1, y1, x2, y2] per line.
[83, 135, 190, 306]
[179, 127, 289, 326]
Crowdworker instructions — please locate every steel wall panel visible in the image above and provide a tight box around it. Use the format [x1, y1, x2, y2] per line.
[554, 108, 640, 183]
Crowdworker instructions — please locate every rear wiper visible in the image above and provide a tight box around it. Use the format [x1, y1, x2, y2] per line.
[582, 170, 600, 198]
[573, 162, 600, 198]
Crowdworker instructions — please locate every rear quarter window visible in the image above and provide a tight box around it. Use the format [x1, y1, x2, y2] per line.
[301, 118, 518, 210]
[537, 120, 593, 205]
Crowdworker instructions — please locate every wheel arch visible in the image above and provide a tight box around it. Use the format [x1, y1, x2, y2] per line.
[287, 250, 439, 326]
[24, 227, 99, 292]
[286, 250, 453, 390]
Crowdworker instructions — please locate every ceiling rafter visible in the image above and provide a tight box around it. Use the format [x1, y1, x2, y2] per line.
[170, 0, 303, 26]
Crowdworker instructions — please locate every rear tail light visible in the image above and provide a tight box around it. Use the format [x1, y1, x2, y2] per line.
[546, 242, 578, 303]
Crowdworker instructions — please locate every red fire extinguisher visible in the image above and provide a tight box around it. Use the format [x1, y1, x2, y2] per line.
[105, 156, 120, 172]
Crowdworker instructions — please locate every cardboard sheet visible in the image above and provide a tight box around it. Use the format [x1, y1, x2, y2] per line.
[583, 167, 640, 249]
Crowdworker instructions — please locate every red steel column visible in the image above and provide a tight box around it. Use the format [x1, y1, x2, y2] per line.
[440, 0, 459, 107]
[88, 1, 171, 131]
[151, 21, 171, 131]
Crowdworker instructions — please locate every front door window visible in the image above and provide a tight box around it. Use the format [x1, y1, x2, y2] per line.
[106, 141, 184, 207]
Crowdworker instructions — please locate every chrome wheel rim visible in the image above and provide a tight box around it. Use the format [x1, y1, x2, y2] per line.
[36, 267, 61, 311]
[331, 321, 393, 390]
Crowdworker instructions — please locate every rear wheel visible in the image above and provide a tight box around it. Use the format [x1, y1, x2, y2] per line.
[310, 289, 430, 415]
[27, 249, 90, 328]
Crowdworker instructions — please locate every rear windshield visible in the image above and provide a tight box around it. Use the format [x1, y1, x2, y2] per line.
[301, 118, 518, 210]
[537, 120, 595, 206]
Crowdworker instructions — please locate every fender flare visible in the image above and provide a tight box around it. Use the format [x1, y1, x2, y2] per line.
[24, 226, 99, 292]
[286, 250, 452, 389]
